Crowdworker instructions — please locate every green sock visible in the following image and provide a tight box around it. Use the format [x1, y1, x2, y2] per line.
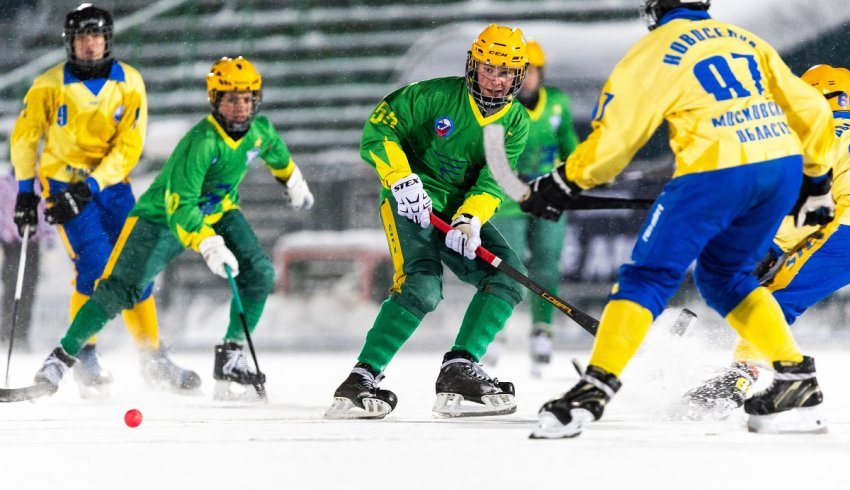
[60, 300, 112, 356]
[225, 295, 267, 342]
[452, 293, 514, 360]
[357, 298, 422, 372]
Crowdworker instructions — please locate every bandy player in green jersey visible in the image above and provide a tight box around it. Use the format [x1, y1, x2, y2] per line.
[32, 56, 314, 401]
[486, 40, 580, 376]
[324, 24, 530, 420]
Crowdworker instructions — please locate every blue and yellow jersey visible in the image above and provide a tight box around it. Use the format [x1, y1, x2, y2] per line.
[564, 10, 834, 189]
[10, 60, 147, 191]
[774, 111, 850, 250]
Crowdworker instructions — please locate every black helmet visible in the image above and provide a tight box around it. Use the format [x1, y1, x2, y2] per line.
[640, 0, 710, 30]
[63, 3, 114, 78]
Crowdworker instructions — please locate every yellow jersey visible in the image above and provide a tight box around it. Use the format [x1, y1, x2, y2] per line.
[10, 60, 147, 190]
[564, 14, 834, 189]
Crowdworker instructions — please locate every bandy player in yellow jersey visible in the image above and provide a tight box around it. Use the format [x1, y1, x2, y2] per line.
[10, 4, 198, 397]
[518, 0, 836, 437]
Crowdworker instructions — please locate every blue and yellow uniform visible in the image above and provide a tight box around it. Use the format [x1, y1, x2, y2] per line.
[10, 59, 159, 348]
[554, 8, 835, 377]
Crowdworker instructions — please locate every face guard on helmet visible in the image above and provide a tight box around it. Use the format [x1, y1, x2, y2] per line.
[206, 56, 263, 133]
[639, 0, 710, 30]
[466, 24, 528, 112]
[63, 3, 114, 78]
[801, 64, 850, 112]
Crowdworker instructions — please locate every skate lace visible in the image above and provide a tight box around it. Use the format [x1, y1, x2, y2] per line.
[351, 367, 383, 390]
[224, 349, 255, 375]
[40, 356, 70, 385]
[446, 359, 497, 383]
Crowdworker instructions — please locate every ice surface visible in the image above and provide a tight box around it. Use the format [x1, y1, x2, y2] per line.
[1, 320, 847, 489]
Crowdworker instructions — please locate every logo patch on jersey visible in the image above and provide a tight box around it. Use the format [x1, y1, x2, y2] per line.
[57, 105, 68, 127]
[434, 117, 455, 138]
[114, 105, 125, 122]
[549, 114, 562, 131]
[246, 148, 261, 165]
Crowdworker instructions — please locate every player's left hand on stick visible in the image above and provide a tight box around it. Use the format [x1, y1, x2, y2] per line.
[790, 171, 835, 227]
[45, 181, 93, 225]
[391, 173, 432, 228]
[199, 235, 239, 278]
[13, 191, 40, 238]
[520, 166, 582, 221]
[277, 167, 314, 210]
[444, 213, 481, 260]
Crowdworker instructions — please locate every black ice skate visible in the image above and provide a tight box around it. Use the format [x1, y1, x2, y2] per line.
[530, 365, 621, 439]
[213, 342, 266, 402]
[432, 350, 516, 417]
[745, 356, 827, 434]
[530, 326, 553, 378]
[324, 363, 398, 420]
[140, 343, 201, 394]
[73, 344, 113, 399]
[679, 362, 758, 421]
[34, 346, 77, 394]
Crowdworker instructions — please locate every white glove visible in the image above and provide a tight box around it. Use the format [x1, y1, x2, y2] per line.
[198, 235, 239, 278]
[794, 193, 834, 227]
[282, 166, 315, 210]
[391, 173, 432, 229]
[445, 214, 481, 260]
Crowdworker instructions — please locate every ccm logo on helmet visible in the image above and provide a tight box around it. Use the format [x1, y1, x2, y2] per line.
[488, 51, 508, 57]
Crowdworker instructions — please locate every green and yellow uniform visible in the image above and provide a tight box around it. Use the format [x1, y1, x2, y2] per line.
[356, 76, 530, 371]
[491, 86, 579, 329]
[59, 115, 295, 355]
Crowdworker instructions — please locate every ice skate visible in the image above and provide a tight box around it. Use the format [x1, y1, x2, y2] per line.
[530, 365, 621, 439]
[213, 342, 266, 402]
[678, 362, 758, 421]
[324, 363, 398, 420]
[140, 343, 201, 394]
[432, 350, 516, 417]
[745, 356, 827, 434]
[72, 344, 111, 399]
[34, 346, 77, 395]
[529, 326, 553, 378]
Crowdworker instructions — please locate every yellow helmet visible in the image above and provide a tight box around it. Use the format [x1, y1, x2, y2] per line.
[801, 64, 850, 112]
[206, 56, 263, 132]
[526, 40, 546, 68]
[466, 24, 528, 111]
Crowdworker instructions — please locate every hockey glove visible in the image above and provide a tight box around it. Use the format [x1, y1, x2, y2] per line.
[277, 166, 315, 210]
[790, 171, 834, 228]
[13, 191, 40, 238]
[520, 166, 582, 221]
[199, 235, 240, 278]
[45, 182, 92, 225]
[391, 173, 432, 229]
[445, 213, 481, 260]
[753, 243, 786, 284]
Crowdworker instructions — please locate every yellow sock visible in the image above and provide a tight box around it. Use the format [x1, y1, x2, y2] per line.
[588, 299, 654, 377]
[121, 296, 160, 350]
[726, 287, 802, 364]
[732, 337, 767, 365]
[71, 291, 98, 346]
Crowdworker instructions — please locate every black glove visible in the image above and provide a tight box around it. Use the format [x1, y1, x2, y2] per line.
[753, 244, 786, 284]
[789, 171, 834, 227]
[45, 182, 93, 225]
[520, 166, 583, 221]
[13, 191, 40, 238]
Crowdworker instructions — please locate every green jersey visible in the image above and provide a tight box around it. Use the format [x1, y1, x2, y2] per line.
[360, 76, 529, 222]
[499, 86, 579, 217]
[132, 114, 294, 250]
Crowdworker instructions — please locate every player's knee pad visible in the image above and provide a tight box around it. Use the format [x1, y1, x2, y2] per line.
[610, 264, 683, 318]
[239, 257, 275, 298]
[694, 263, 760, 317]
[393, 272, 443, 318]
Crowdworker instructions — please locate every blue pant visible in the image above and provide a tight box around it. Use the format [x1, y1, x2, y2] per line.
[48, 179, 152, 300]
[611, 156, 802, 318]
[772, 224, 850, 324]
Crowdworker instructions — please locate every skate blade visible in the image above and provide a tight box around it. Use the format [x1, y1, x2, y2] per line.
[212, 380, 264, 402]
[529, 409, 594, 439]
[432, 392, 517, 418]
[323, 397, 392, 420]
[144, 379, 204, 397]
[747, 406, 828, 434]
[77, 383, 111, 400]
